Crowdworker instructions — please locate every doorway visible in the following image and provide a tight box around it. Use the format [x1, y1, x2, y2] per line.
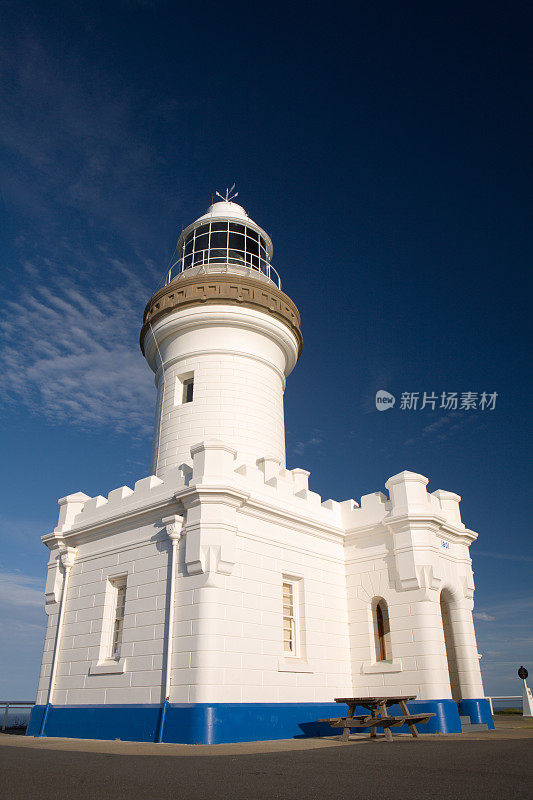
[440, 590, 461, 702]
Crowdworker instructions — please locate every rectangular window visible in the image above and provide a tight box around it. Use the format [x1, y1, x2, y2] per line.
[182, 377, 194, 404]
[174, 371, 195, 405]
[110, 579, 127, 659]
[282, 579, 299, 656]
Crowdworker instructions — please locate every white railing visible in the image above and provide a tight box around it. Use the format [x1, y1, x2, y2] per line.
[486, 695, 522, 715]
[0, 700, 34, 731]
[163, 250, 282, 290]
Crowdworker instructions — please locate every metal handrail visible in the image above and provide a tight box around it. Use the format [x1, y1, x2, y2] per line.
[162, 249, 282, 290]
[1, 700, 35, 731]
[485, 695, 522, 715]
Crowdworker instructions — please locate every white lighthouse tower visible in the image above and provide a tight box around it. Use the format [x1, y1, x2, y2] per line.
[29, 195, 494, 743]
[141, 197, 301, 478]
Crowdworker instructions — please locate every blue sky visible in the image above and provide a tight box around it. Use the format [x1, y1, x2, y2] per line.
[0, 0, 531, 701]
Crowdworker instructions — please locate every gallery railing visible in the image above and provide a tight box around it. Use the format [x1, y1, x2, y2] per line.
[162, 249, 282, 290]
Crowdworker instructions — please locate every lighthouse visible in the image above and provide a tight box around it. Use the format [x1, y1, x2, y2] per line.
[28, 195, 494, 743]
[140, 198, 301, 477]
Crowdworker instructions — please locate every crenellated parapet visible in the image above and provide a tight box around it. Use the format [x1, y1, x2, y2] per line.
[43, 446, 476, 553]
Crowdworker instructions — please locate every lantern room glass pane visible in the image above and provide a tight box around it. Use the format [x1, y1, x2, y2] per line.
[209, 249, 227, 263]
[228, 232, 245, 252]
[245, 235, 259, 256]
[179, 221, 272, 278]
[210, 230, 228, 250]
[194, 233, 209, 253]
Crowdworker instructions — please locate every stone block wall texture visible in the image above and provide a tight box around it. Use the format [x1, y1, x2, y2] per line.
[37, 467, 484, 709]
[151, 352, 286, 476]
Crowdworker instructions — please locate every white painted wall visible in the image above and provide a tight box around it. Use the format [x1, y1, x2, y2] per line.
[36, 458, 485, 709]
[38, 529, 171, 706]
[169, 517, 352, 704]
[143, 305, 299, 478]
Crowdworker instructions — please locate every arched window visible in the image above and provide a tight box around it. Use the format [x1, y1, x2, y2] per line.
[373, 598, 391, 662]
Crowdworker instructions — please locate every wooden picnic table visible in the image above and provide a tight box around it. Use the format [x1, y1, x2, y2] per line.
[319, 695, 435, 743]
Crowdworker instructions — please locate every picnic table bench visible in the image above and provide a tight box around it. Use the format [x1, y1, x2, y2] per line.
[319, 695, 435, 742]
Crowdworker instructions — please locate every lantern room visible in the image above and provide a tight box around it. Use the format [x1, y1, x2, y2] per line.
[167, 198, 281, 288]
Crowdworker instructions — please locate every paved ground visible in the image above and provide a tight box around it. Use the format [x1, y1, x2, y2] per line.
[1, 716, 532, 800]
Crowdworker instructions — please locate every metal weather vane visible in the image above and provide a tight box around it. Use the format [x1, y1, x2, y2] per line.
[215, 184, 238, 202]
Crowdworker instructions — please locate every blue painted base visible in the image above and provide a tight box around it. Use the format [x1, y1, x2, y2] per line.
[27, 698, 478, 744]
[458, 698, 495, 729]
[28, 703, 164, 743]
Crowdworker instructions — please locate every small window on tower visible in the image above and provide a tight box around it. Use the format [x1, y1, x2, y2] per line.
[183, 378, 194, 404]
[175, 371, 195, 406]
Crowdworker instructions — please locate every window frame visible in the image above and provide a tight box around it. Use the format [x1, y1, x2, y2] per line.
[110, 579, 127, 660]
[89, 572, 129, 676]
[372, 597, 391, 663]
[182, 377, 194, 404]
[282, 578, 300, 658]
[181, 221, 272, 274]
[174, 371, 195, 406]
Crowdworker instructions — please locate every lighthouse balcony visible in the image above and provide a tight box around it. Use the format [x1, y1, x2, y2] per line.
[166, 250, 281, 289]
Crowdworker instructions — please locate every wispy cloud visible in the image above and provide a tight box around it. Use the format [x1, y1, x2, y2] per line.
[421, 415, 456, 437]
[0, 21, 186, 438]
[404, 412, 479, 446]
[0, 22, 186, 249]
[0, 571, 43, 607]
[475, 594, 533, 620]
[0, 254, 155, 435]
[292, 431, 324, 455]
[474, 594, 533, 693]
[474, 550, 533, 564]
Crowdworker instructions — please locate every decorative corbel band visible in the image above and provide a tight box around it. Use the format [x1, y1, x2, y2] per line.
[140, 273, 302, 358]
[163, 514, 184, 541]
[44, 544, 77, 606]
[59, 546, 77, 570]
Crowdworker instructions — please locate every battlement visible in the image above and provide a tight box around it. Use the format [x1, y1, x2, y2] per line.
[46, 445, 469, 542]
[47, 467, 190, 541]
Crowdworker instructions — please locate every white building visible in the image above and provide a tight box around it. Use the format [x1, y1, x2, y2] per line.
[28, 198, 493, 742]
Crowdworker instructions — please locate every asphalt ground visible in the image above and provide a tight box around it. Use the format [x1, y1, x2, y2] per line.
[1, 716, 532, 800]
